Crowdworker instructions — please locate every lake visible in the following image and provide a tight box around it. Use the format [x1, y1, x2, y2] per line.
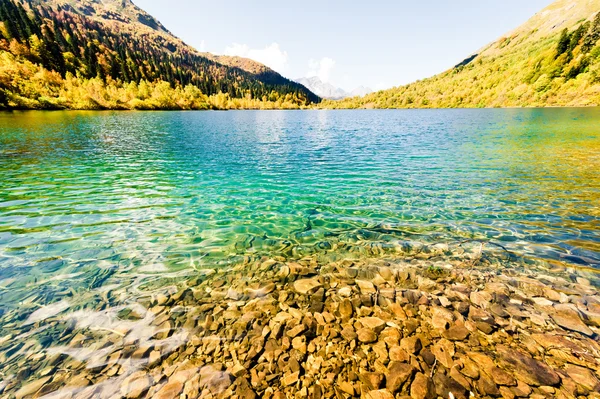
[1, 109, 600, 397]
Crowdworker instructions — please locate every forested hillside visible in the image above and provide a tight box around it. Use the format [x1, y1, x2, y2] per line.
[323, 0, 600, 109]
[0, 0, 319, 110]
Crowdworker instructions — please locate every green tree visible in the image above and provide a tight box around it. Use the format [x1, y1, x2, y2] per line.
[556, 28, 570, 57]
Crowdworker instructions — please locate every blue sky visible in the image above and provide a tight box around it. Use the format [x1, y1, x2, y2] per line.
[134, 0, 554, 91]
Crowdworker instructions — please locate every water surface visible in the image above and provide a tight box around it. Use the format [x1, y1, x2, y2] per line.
[1, 108, 600, 309]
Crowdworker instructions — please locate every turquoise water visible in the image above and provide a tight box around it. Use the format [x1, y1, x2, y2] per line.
[1, 108, 600, 311]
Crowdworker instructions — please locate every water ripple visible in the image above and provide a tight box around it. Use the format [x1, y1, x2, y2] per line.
[0, 108, 599, 310]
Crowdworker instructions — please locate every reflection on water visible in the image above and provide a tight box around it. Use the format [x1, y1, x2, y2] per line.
[0, 108, 600, 396]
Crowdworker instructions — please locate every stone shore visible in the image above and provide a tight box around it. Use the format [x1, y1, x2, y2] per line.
[1, 246, 600, 399]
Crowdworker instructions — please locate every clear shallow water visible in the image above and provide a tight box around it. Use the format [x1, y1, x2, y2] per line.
[0, 108, 600, 310]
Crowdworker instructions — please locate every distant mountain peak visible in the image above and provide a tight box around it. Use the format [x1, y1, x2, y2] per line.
[349, 86, 373, 97]
[295, 76, 372, 100]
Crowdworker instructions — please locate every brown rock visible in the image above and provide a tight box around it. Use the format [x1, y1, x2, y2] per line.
[490, 303, 509, 318]
[360, 317, 387, 333]
[470, 291, 492, 307]
[400, 336, 422, 354]
[287, 324, 306, 338]
[499, 386, 516, 399]
[366, 389, 395, 399]
[357, 279, 377, 294]
[420, 349, 436, 366]
[15, 377, 51, 399]
[378, 266, 394, 280]
[433, 372, 468, 399]
[449, 366, 471, 391]
[199, 367, 233, 394]
[410, 373, 435, 399]
[497, 345, 560, 387]
[379, 287, 396, 300]
[360, 372, 385, 390]
[476, 321, 495, 334]
[292, 336, 307, 353]
[564, 364, 600, 392]
[389, 346, 409, 362]
[386, 362, 415, 393]
[357, 327, 378, 343]
[149, 350, 161, 366]
[282, 371, 299, 386]
[431, 307, 455, 330]
[469, 307, 495, 324]
[510, 380, 532, 397]
[389, 303, 408, 320]
[431, 338, 455, 369]
[443, 325, 469, 341]
[231, 364, 246, 377]
[538, 386, 555, 395]
[273, 391, 286, 399]
[155, 381, 184, 399]
[238, 383, 256, 399]
[339, 299, 354, 320]
[339, 381, 355, 395]
[478, 375, 500, 397]
[460, 358, 481, 379]
[491, 367, 516, 386]
[551, 308, 594, 337]
[294, 278, 322, 294]
[583, 310, 600, 327]
[341, 326, 358, 341]
[121, 372, 152, 398]
[380, 327, 401, 346]
[454, 302, 470, 317]
[530, 333, 584, 353]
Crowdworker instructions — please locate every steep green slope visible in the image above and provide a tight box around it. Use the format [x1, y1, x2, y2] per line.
[0, 0, 320, 109]
[324, 0, 600, 109]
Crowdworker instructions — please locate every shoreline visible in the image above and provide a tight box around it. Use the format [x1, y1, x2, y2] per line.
[1, 248, 599, 399]
[1, 106, 600, 113]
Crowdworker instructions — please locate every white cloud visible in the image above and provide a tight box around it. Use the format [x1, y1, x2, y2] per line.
[223, 43, 289, 73]
[307, 57, 336, 83]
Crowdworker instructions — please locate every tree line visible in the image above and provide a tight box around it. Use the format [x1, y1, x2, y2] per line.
[0, 0, 319, 109]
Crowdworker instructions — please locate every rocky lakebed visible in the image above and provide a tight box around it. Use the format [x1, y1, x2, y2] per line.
[0, 242, 599, 399]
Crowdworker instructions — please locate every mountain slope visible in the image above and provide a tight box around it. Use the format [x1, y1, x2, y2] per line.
[0, 0, 320, 109]
[324, 0, 600, 109]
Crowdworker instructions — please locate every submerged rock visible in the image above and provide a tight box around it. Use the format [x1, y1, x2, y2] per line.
[3, 252, 599, 399]
[496, 345, 561, 387]
[551, 307, 594, 337]
[293, 278, 322, 294]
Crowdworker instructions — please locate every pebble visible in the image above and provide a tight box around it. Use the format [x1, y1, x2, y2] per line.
[386, 362, 415, 393]
[410, 372, 434, 399]
[366, 389, 395, 399]
[443, 325, 469, 341]
[360, 317, 386, 333]
[2, 251, 599, 399]
[551, 307, 594, 336]
[401, 336, 422, 354]
[356, 279, 377, 294]
[293, 278, 322, 294]
[357, 327, 378, 343]
[281, 371, 299, 386]
[15, 377, 51, 399]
